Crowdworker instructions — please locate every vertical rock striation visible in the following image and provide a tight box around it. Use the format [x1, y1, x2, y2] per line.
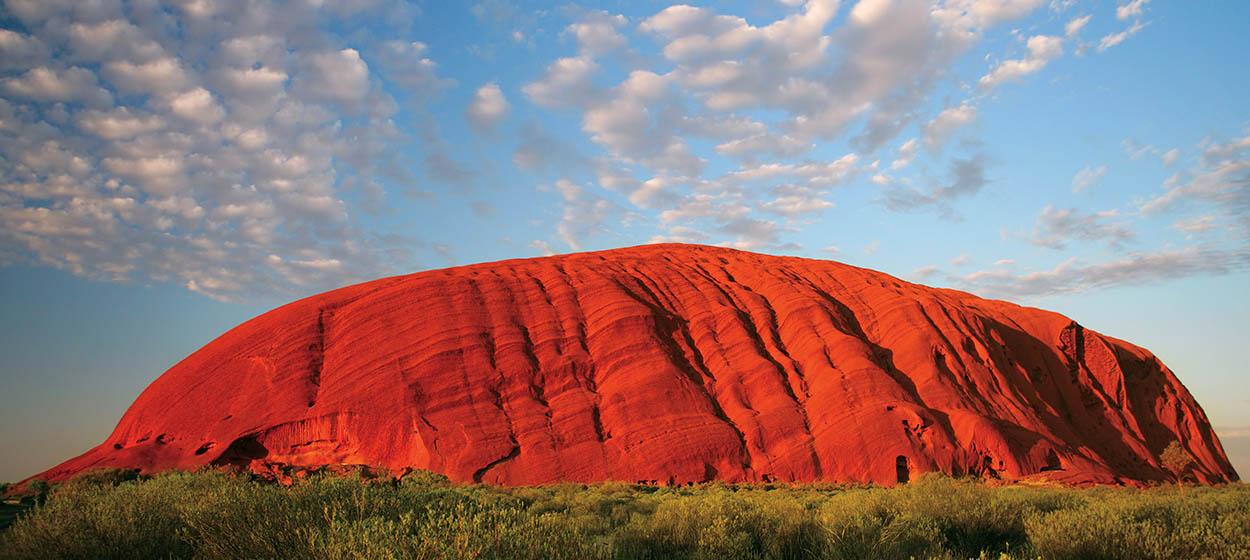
[38, 244, 1238, 486]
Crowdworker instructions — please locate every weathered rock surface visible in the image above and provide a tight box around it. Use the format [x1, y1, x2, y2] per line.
[38, 244, 1238, 486]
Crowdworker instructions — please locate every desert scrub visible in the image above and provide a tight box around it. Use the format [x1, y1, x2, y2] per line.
[0, 469, 1247, 560]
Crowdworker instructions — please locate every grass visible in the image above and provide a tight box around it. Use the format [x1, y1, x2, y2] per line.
[0, 469, 1247, 559]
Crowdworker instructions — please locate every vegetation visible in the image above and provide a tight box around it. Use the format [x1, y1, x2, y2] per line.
[1161, 441, 1197, 496]
[1, 469, 1247, 559]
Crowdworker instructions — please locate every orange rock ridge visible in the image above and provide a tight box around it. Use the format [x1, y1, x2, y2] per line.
[38, 244, 1238, 486]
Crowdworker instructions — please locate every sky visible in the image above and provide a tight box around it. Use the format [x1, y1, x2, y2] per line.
[0, 0, 1247, 482]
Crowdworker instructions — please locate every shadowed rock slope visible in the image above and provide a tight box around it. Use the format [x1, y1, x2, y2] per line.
[39, 244, 1237, 486]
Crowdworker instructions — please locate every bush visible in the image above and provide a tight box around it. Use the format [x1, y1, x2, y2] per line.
[0, 472, 1246, 560]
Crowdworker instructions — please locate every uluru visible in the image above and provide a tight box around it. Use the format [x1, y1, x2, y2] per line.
[35, 244, 1238, 487]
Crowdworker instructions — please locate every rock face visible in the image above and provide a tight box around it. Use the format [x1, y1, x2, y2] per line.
[39, 244, 1238, 486]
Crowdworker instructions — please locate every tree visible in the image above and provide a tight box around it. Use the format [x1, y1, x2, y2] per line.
[1160, 440, 1195, 495]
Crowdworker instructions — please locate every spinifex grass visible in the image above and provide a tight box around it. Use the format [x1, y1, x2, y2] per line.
[1, 470, 1246, 559]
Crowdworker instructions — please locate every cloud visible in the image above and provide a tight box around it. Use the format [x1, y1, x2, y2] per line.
[1029, 206, 1134, 249]
[1173, 215, 1216, 236]
[912, 264, 940, 281]
[1071, 164, 1107, 192]
[529, 239, 556, 256]
[515, 0, 1046, 249]
[300, 48, 371, 105]
[1161, 148, 1180, 167]
[714, 133, 811, 162]
[374, 41, 455, 97]
[466, 82, 509, 133]
[953, 245, 1250, 298]
[891, 138, 919, 170]
[718, 216, 781, 250]
[0, 29, 48, 70]
[522, 56, 599, 109]
[75, 108, 166, 140]
[978, 35, 1063, 90]
[565, 11, 629, 54]
[1140, 132, 1250, 230]
[550, 179, 619, 250]
[0, 0, 440, 301]
[3, 66, 112, 106]
[1065, 15, 1092, 37]
[1116, 0, 1150, 20]
[581, 70, 704, 178]
[923, 103, 977, 150]
[1098, 20, 1147, 52]
[168, 88, 225, 124]
[512, 123, 586, 172]
[760, 184, 834, 217]
[883, 152, 989, 213]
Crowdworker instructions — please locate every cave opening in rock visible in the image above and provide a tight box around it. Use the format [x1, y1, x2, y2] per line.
[896, 455, 910, 484]
[1040, 449, 1063, 472]
[210, 434, 269, 467]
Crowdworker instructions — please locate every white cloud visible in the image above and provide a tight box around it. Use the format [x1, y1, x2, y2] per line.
[103, 57, 190, 96]
[1173, 215, 1216, 235]
[374, 41, 454, 96]
[1161, 148, 1180, 167]
[168, 88, 225, 124]
[75, 108, 165, 140]
[714, 133, 810, 162]
[466, 82, 509, 133]
[566, 11, 629, 54]
[1030, 206, 1133, 249]
[1065, 15, 1091, 37]
[1098, 20, 1147, 52]
[978, 35, 1063, 89]
[761, 196, 832, 217]
[954, 246, 1250, 299]
[529, 239, 556, 256]
[2, 66, 111, 105]
[1116, 0, 1150, 21]
[550, 179, 619, 250]
[515, 0, 1047, 250]
[1071, 164, 1107, 192]
[0, 0, 431, 300]
[522, 56, 599, 109]
[303, 48, 370, 104]
[1140, 133, 1250, 231]
[923, 104, 977, 149]
[891, 138, 919, 170]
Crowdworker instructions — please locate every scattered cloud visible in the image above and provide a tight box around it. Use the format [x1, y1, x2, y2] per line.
[1116, 0, 1150, 21]
[1065, 15, 1092, 38]
[1140, 132, 1250, 230]
[1071, 164, 1108, 192]
[1173, 215, 1217, 236]
[466, 82, 509, 133]
[923, 104, 977, 150]
[979, 35, 1063, 90]
[1098, 20, 1147, 52]
[954, 246, 1250, 298]
[550, 179, 619, 250]
[565, 11, 629, 55]
[883, 153, 989, 215]
[0, 0, 440, 300]
[1029, 206, 1134, 249]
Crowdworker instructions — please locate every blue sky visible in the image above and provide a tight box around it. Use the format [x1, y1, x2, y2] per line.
[1, 0, 1248, 482]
